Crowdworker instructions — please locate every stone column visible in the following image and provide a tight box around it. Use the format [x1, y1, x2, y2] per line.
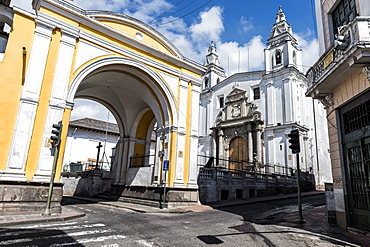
[188, 83, 201, 188]
[256, 125, 263, 164]
[247, 124, 253, 165]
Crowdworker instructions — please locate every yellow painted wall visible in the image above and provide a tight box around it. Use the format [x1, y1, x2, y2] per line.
[78, 24, 177, 72]
[168, 78, 181, 186]
[38, 4, 203, 81]
[40, 7, 79, 27]
[99, 20, 173, 55]
[0, 12, 35, 170]
[25, 28, 62, 180]
[332, 68, 370, 108]
[55, 108, 72, 182]
[133, 110, 155, 156]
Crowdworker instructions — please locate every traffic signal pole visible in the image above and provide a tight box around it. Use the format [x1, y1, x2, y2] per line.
[42, 122, 62, 216]
[296, 152, 304, 223]
[288, 129, 305, 223]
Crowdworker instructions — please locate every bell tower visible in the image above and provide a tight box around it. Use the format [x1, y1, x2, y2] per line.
[264, 6, 302, 73]
[202, 41, 226, 90]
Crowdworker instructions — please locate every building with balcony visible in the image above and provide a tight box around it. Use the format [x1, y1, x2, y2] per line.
[307, 0, 370, 231]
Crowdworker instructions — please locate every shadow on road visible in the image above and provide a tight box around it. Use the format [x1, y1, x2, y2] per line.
[197, 194, 370, 246]
[0, 228, 83, 246]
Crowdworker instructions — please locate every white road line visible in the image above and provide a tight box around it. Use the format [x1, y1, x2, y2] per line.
[53, 223, 106, 230]
[1, 229, 45, 237]
[0, 238, 33, 245]
[18, 221, 78, 229]
[49, 235, 127, 246]
[136, 240, 158, 247]
[0, 229, 113, 245]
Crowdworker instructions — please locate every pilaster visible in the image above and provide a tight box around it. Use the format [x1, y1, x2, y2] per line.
[3, 23, 53, 181]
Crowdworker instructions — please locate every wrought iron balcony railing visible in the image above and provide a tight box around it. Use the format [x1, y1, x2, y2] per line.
[306, 17, 370, 98]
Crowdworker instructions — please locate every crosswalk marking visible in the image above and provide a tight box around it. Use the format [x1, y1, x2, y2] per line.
[49, 235, 127, 246]
[20, 221, 78, 229]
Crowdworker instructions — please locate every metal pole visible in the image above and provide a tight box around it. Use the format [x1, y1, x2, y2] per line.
[296, 153, 305, 223]
[96, 142, 102, 169]
[163, 170, 167, 208]
[42, 140, 60, 216]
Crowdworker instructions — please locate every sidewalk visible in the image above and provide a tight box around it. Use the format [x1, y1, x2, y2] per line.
[0, 206, 85, 227]
[0, 191, 322, 226]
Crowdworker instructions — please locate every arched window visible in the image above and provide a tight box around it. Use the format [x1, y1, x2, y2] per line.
[293, 50, 297, 65]
[275, 50, 282, 65]
[217, 77, 220, 84]
[204, 77, 209, 89]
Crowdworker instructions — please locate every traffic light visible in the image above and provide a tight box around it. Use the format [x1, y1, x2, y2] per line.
[288, 129, 300, 154]
[50, 122, 62, 144]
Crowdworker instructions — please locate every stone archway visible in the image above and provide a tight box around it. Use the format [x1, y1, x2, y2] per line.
[66, 57, 177, 188]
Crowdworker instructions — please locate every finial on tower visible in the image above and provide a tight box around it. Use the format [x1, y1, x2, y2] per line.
[208, 41, 217, 54]
[276, 6, 286, 23]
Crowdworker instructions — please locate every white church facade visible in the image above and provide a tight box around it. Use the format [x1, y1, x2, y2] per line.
[199, 7, 332, 189]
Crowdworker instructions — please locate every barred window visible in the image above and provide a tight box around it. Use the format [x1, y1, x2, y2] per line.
[332, 0, 357, 34]
[343, 99, 370, 134]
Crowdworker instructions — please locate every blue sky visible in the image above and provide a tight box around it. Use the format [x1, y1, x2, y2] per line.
[11, 0, 319, 122]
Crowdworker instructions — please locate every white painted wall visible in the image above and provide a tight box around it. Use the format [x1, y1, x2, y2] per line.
[62, 127, 119, 171]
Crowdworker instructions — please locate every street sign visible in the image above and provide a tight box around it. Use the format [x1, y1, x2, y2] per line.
[163, 160, 169, 171]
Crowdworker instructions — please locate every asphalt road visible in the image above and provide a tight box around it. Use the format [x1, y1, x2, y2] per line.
[1, 194, 364, 247]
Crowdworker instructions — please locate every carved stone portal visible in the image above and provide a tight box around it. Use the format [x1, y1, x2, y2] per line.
[212, 88, 263, 171]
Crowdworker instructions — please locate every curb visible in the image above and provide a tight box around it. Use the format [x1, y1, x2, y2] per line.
[0, 212, 86, 227]
[207, 191, 325, 209]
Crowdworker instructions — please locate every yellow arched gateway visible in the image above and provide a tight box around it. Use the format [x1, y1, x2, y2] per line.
[0, 0, 204, 214]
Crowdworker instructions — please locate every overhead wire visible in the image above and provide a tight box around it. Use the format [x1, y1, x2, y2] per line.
[153, 0, 214, 26]
[149, 0, 186, 24]
[151, 0, 198, 25]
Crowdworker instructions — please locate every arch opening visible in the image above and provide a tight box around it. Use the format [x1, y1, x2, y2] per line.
[65, 58, 175, 188]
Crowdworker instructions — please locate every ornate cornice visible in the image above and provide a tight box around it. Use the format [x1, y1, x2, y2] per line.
[317, 94, 334, 109]
[362, 66, 370, 80]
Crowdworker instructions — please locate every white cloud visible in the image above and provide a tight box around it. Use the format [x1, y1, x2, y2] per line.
[71, 99, 116, 123]
[217, 36, 266, 76]
[295, 31, 320, 72]
[239, 16, 254, 33]
[190, 6, 224, 44]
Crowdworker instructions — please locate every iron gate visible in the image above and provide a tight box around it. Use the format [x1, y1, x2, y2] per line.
[342, 95, 370, 231]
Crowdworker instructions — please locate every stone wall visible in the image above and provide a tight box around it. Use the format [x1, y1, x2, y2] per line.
[64, 170, 113, 197]
[198, 168, 315, 203]
[110, 185, 198, 208]
[0, 181, 63, 215]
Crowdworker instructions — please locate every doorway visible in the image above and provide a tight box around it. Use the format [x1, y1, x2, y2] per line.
[229, 137, 247, 171]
